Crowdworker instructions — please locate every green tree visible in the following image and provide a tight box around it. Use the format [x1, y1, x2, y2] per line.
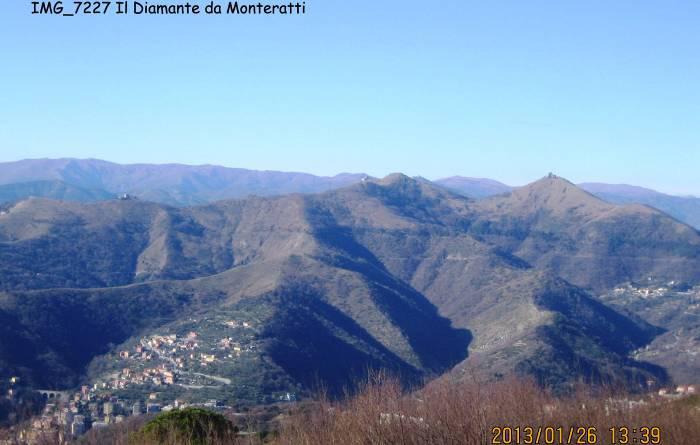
[137, 407, 237, 445]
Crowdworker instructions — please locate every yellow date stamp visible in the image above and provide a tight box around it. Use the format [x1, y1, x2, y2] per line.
[490, 425, 662, 444]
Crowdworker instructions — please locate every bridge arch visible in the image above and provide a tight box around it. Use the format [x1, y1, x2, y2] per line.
[36, 389, 70, 402]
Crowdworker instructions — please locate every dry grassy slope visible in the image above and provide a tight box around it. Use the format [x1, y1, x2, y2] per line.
[0, 199, 164, 290]
[471, 175, 700, 292]
[0, 195, 320, 289]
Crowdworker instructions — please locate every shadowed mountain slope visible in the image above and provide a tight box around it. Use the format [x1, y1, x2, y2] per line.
[310, 177, 668, 388]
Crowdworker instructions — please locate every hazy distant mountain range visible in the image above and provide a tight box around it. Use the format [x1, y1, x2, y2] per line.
[1, 164, 699, 404]
[1, 159, 698, 229]
[0, 159, 365, 207]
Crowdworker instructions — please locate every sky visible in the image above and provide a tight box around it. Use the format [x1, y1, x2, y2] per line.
[1, 1, 699, 194]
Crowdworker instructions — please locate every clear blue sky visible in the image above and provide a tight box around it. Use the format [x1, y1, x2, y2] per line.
[1, 1, 698, 194]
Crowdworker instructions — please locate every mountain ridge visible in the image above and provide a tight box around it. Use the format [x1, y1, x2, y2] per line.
[0, 158, 367, 207]
[1, 159, 699, 229]
[0, 172, 698, 398]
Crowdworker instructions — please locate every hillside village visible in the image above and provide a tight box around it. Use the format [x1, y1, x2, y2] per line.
[109, 325, 255, 390]
[86, 307, 299, 405]
[1, 312, 300, 443]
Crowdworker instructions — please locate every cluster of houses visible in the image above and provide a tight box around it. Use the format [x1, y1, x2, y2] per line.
[614, 283, 669, 299]
[657, 385, 697, 398]
[2, 376, 229, 444]
[612, 280, 698, 300]
[4, 378, 164, 444]
[100, 319, 256, 392]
